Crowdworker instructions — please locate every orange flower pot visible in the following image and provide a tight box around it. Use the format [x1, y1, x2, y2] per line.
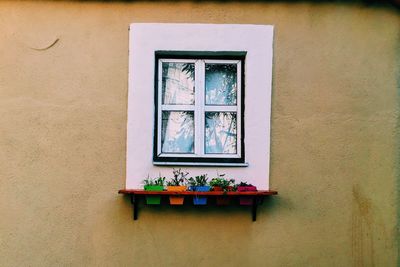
[167, 186, 187, 205]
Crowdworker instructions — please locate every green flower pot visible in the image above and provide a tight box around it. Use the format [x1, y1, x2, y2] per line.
[144, 185, 164, 204]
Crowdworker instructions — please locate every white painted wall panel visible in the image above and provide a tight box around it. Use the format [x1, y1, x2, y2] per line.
[127, 23, 274, 189]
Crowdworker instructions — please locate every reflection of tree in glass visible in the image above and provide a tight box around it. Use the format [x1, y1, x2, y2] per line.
[205, 112, 237, 154]
[182, 63, 195, 80]
[162, 63, 195, 105]
[205, 64, 237, 105]
[162, 111, 194, 153]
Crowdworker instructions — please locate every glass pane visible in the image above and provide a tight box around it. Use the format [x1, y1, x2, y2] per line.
[205, 112, 237, 154]
[205, 64, 237, 105]
[161, 111, 194, 153]
[162, 62, 195, 105]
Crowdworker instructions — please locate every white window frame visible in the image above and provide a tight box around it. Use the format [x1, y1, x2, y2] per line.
[156, 58, 242, 161]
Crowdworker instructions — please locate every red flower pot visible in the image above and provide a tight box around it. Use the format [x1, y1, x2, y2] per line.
[213, 186, 232, 205]
[237, 186, 257, 205]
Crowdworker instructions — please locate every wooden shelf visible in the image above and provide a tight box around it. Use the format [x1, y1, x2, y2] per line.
[118, 189, 278, 221]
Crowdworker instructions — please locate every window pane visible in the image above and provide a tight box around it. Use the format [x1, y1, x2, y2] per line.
[205, 112, 237, 154]
[162, 62, 195, 105]
[205, 64, 237, 105]
[162, 111, 194, 153]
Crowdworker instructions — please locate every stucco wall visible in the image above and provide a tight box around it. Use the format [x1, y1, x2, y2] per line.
[0, 1, 398, 266]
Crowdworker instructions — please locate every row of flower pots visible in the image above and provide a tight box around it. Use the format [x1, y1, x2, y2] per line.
[142, 169, 257, 206]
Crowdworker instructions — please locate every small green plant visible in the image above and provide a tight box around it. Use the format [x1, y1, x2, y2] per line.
[154, 176, 166, 186]
[186, 174, 208, 187]
[210, 176, 235, 192]
[233, 181, 253, 191]
[166, 168, 189, 186]
[143, 174, 166, 186]
[143, 175, 153, 186]
[237, 181, 252, 186]
[142, 174, 165, 204]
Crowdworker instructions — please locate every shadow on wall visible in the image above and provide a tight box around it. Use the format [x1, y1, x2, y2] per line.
[120, 194, 284, 222]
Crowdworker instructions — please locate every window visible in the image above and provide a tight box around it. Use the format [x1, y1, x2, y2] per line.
[153, 54, 245, 164]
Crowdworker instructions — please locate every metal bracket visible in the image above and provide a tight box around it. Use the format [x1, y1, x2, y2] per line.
[131, 194, 139, 220]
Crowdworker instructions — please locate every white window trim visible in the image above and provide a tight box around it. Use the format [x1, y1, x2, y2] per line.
[156, 58, 242, 160]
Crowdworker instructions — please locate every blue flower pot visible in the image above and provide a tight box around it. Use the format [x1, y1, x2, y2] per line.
[193, 186, 210, 205]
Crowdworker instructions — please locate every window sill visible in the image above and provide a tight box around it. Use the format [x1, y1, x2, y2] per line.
[152, 162, 249, 167]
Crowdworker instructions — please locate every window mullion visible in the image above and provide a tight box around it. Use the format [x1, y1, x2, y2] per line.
[197, 60, 205, 157]
[194, 60, 202, 156]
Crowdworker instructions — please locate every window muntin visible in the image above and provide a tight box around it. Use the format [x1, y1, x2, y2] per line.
[155, 57, 244, 163]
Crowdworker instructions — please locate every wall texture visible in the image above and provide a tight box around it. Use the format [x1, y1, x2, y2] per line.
[0, 1, 398, 266]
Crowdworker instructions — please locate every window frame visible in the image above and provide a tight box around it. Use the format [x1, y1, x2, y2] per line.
[153, 52, 246, 165]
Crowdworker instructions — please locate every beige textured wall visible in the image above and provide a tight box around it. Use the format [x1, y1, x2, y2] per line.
[0, 1, 398, 266]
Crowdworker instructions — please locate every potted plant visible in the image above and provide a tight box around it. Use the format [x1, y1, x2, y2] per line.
[237, 182, 257, 205]
[166, 168, 188, 205]
[209, 174, 235, 205]
[143, 175, 165, 205]
[187, 174, 210, 205]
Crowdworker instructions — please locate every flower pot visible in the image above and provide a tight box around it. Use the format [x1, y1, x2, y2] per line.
[144, 185, 164, 205]
[193, 186, 210, 205]
[212, 186, 231, 205]
[237, 186, 257, 205]
[167, 186, 187, 205]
